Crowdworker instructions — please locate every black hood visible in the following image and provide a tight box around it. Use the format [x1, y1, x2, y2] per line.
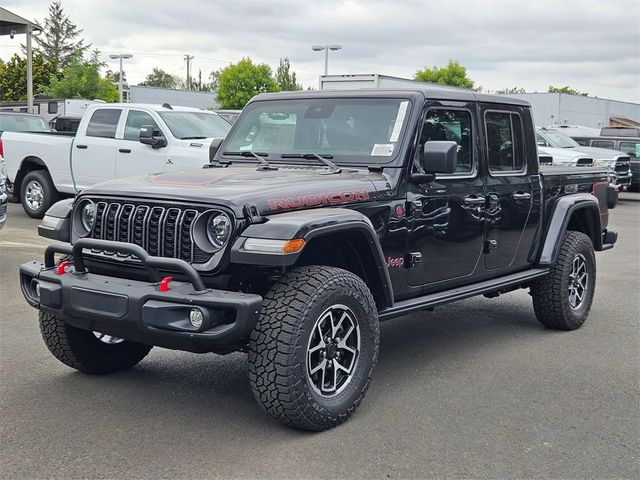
[80, 165, 391, 217]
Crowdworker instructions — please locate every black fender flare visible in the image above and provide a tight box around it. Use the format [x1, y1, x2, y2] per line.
[537, 193, 602, 265]
[37, 198, 74, 242]
[230, 207, 394, 308]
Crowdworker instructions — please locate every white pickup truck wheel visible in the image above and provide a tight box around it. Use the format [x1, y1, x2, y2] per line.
[20, 170, 59, 219]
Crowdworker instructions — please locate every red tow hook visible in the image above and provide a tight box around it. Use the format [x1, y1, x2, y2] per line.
[57, 261, 72, 275]
[159, 276, 174, 292]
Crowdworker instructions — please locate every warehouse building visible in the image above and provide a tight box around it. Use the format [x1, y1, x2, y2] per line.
[319, 74, 640, 129]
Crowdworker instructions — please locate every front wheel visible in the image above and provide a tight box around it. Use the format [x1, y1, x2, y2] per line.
[248, 266, 379, 431]
[530, 231, 596, 330]
[39, 312, 152, 374]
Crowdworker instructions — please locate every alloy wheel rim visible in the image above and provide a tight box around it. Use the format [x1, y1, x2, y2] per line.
[568, 253, 588, 309]
[306, 304, 361, 397]
[93, 331, 125, 344]
[25, 180, 44, 211]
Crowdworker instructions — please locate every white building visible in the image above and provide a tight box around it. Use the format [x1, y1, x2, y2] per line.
[318, 74, 640, 130]
[507, 93, 640, 129]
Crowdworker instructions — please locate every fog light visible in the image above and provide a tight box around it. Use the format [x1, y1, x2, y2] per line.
[34, 282, 41, 299]
[189, 308, 204, 328]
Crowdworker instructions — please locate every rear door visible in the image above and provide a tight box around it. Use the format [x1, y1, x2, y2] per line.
[406, 101, 485, 288]
[116, 109, 167, 178]
[72, 108, 122, 189]
[481, 107, 539, 270]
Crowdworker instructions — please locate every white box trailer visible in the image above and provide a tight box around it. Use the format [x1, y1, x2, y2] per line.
[0, 98, 103, 124]
[319, 74, 434, 90]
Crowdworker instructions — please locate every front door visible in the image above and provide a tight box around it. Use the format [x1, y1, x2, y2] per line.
[406, 103, 485, 288]
[116, 109, 167, 178]
[481, 107, 536, 270]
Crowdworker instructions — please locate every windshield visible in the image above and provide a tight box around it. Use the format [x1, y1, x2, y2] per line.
[0, 114, 48, 133]
[541, 130, 580, 148]
[222, 98, 412, 164]
[158, 111, 231, 139]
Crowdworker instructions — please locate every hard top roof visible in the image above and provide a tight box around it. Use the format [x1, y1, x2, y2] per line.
[252, 86, 531, 107]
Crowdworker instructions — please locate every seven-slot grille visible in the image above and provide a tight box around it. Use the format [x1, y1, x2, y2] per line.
[87, 200, 210, 263]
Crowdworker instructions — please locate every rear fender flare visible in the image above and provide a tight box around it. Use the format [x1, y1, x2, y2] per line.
[537, 193, 602, 265]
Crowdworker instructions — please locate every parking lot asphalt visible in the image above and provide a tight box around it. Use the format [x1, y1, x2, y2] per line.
[1, 195, 639, 479]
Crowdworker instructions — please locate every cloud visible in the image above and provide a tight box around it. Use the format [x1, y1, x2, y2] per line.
[1, 0, 638, 101]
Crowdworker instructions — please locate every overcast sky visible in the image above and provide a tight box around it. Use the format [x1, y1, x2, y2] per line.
[1, 0, 639, 102]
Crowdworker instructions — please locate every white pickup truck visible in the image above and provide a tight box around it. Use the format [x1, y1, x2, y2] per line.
[2, 103, 231, 217]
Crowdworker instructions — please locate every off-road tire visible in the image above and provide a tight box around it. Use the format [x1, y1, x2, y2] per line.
[20, 170, 59, 219]
[39, 312, 152, 374]
[248, 266, 379, 431]
[531, 231, 596, 330]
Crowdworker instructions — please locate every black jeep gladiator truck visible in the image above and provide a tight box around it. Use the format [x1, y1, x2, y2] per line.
[21, 87, 617, 431]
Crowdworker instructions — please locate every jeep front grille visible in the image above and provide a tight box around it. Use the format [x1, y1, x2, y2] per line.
[88, 201, 210, 263]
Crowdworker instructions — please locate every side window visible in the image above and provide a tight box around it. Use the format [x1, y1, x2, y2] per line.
[619, 141, 640, 158]
[86, 109, 122, 138]
[535, 133, 549, 146]
[124, 110, 160, 141]
[418, 109, 473, 174]
[486, 111, 524, 173]
[591, 140, 614, 149]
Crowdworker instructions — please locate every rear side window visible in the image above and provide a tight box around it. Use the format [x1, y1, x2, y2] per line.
[124, 110, 160, 141]
[619, 141, 640, 158]
[419, 109, 474, 174]
[591, 140, 614, 149]
[86, 109, 122, 138]
[485, 111, 525, 173]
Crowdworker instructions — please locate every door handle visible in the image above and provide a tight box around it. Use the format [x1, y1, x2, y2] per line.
[75, 144, 88, 149]
[166, 159, 174, 165]
[463, 195, 486, 206]
[118, 148, 131, 153]
[512, 192, 531, 201]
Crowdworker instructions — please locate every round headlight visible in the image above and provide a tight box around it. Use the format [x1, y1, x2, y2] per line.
[81, 201, 96, 232]
[206, 212, 231, 248]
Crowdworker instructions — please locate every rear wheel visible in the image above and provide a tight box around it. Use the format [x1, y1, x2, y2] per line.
[248, 266, 379, 431]
[39, 312, 152, 374]
[530, 231, 596, 330]
[20, 170, 59, 218]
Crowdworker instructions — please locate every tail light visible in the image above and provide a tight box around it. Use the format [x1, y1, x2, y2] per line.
[0, 139, 4, 158]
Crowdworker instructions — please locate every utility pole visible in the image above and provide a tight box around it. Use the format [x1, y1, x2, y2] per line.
[109, 53, 133, 102]
[184, 55, 194, 90]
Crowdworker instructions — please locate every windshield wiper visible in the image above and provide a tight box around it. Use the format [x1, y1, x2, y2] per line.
[181, 136, 208, 140]
[222, 151, 278, 170]
[280, 153, 342, 173]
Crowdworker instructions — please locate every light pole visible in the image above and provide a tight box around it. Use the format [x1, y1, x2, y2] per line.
[311, 45, 342, 76]
[109, 53, 133, 102]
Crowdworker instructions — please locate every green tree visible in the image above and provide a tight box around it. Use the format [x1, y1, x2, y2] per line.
[32, 1, 89, 73]
[140, 67, 182, 89]
[275, 57, 302, 91]
[43, 54, 118, 102]
[216, 58, 280, 109]
[0, 53, 57, 101]
[495, 87, 527, 94]
[414, 60, 475, 89]
[548, 85, 588, 96]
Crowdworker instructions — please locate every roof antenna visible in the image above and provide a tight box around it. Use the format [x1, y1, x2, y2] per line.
[162, 103, 173, 110]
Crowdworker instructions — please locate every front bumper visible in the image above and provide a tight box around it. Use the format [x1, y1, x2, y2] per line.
[20, 239, 262, 353]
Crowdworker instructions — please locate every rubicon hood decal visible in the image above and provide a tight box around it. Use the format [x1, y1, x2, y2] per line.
[268, 190, 370, 211]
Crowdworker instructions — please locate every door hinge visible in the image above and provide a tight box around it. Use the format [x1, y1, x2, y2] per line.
[484, 239, 498, 254]
[406, 252, 422, 268]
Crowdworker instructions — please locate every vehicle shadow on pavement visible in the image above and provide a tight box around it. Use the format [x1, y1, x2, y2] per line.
[10, 296, 548, 436]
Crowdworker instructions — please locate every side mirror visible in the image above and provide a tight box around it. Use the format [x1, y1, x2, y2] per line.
[139, 125, 167, 149]
[537, 140, 546, 147]
[422, 140, 457, 174]
[209, 137, 223, 162]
